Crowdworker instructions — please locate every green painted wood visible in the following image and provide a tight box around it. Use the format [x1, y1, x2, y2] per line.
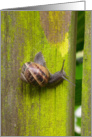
[81, 11, 91, 136]
[1, 11, 77, 136]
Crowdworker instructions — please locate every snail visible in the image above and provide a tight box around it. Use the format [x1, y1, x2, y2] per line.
[21, 52, 74, 87]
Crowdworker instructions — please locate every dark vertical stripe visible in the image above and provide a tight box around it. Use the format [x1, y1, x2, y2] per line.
[34, 63, 49, 79]
[36, 74, 43, 83]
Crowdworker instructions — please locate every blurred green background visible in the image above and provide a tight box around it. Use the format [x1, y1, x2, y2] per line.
[75, 11, 85, 136]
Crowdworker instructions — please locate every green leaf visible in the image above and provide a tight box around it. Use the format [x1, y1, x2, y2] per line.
[76, 63, 83, 79]
[75, 79, 82, 105]
[76, 11, 85, 52]
[76, 117, 81, 127]
[75, 132, 81, 136]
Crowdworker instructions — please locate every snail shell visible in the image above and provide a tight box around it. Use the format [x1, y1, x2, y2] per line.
[21, 62, 50, 87]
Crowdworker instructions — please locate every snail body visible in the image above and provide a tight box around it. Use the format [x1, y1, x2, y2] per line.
[21, 52, 74, 87]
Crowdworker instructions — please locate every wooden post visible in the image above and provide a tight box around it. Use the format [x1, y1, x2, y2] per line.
[81, 11, 91, 136]
[1, 11, 77, 136]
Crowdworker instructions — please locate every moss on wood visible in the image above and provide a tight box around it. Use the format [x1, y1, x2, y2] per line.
[1, 11, 77, 136]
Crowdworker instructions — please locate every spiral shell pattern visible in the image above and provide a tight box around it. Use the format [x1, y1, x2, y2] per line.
[21, 62, 50, 87]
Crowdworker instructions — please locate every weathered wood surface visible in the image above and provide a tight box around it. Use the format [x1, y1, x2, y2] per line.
[1, 11, 77, 136]
[81, 11, 91, 136]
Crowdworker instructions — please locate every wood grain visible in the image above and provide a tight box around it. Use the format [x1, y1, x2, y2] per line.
[81, 11, 91, 136]
[1, 11, 77, 136]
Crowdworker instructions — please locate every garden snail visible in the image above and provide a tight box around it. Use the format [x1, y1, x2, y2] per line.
[21, 52, 74, 87]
